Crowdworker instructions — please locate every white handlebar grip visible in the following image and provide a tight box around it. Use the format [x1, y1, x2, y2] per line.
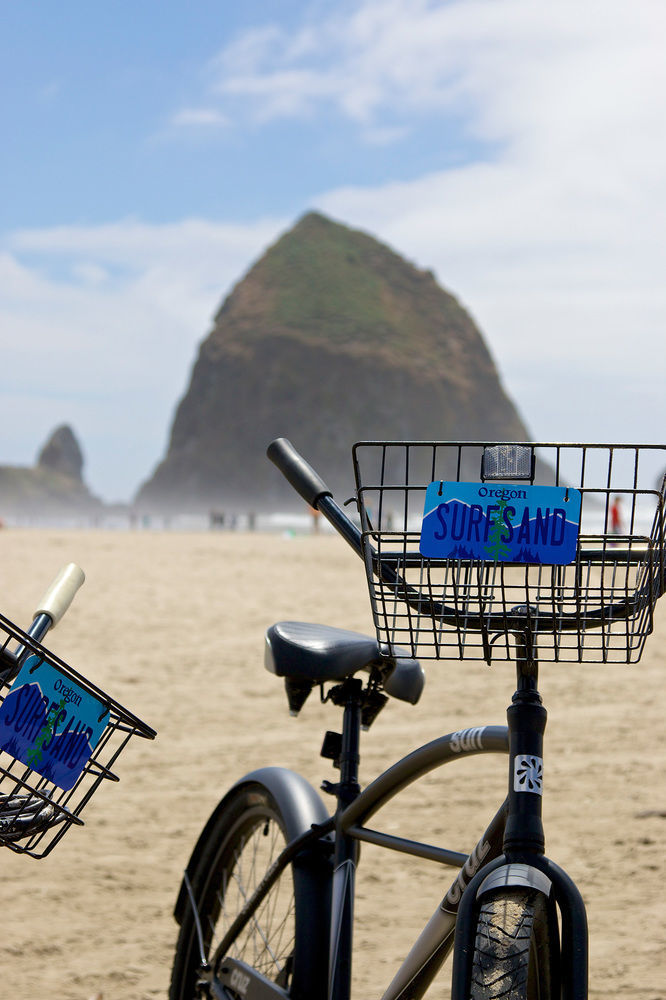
[35, 563, 86, 626]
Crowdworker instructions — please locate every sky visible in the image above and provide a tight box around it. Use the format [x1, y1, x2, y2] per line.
[2, 0, 666, 503]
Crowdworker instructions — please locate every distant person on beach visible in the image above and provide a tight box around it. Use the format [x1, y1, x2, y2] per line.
[209, 509, 225, 530]
[610, 496, 623, 539]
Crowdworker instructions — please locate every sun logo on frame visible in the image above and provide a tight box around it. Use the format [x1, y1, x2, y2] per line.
[514, 755, 543, 794]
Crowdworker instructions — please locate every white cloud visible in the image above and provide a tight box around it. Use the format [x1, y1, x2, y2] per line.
[202, 0, 666, 142]
[362, 124, 411, 146]
[169, 107, 229, 128]
[70, 262, 109, 286]
[0, 217, 287, 502]
[38, 80, 62, 103]
[315, 151, 666, 451]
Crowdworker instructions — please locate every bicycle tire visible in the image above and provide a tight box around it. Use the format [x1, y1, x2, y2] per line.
[469, 889, 556, 1000]
[169, 781, 330, 1000]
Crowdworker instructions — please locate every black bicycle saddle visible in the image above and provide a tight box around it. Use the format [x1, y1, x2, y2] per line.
[265, 621, 425, 709]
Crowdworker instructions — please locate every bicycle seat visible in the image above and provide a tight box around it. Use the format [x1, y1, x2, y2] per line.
[265, 622, 425, 709]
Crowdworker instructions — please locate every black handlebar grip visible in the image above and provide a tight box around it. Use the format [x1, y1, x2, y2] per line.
[266, 438, 332, 507]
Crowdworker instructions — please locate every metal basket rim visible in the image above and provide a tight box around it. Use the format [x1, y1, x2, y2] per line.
[0, 611, 156, 740]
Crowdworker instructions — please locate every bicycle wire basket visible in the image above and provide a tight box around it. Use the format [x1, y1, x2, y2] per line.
[352, 442, 666, 664]
[0, 612, 155, 858]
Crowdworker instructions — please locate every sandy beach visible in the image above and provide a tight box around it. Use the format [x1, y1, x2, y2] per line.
[0, 526, 663, 999]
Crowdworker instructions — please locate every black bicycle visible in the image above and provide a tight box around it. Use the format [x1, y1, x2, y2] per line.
[170, 438, 666, 1000]
[0, 562, 155, 858]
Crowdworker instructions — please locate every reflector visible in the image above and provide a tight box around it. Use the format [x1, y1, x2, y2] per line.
[481, 445, 534, 481]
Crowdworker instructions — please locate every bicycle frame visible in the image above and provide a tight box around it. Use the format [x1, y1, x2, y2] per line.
[206, 656, 590, 1000]
[206, 723, 508, 1000]
[184, 436, 666, 1000]
[167, 438, 666, 1000]
[330, 723, 509, 1000]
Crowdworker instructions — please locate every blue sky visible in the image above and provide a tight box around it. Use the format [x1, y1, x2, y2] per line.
[2, 0, 666, 503]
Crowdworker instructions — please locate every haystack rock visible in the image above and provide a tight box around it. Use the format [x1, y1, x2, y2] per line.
[136, 212, 529, 512]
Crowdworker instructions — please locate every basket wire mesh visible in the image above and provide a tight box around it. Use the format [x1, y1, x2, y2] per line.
[352, 442, 666, 664]
[0, 612, 155, 858]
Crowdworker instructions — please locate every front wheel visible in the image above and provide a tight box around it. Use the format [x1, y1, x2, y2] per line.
[169, 781, 330, 1000]
[469, 888, 558, 1000]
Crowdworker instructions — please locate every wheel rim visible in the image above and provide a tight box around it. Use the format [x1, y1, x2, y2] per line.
[206, 810, 296, 986]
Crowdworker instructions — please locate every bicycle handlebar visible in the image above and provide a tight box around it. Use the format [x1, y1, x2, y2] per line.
[267, 438, 332, 508]
[267, 438, 364, 552]
[35, 563, 85, 627]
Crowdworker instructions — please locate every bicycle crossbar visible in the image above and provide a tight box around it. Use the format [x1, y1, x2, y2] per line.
[346, 825, 467, 867]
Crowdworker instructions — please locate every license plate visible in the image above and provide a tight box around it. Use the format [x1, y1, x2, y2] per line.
[0, 656, 110, 790]
[420, 482, 582, 564]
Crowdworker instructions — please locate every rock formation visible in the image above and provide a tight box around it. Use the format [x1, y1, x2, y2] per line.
[37, 425, 84, 481]
[0, 425, 100, 518]
[136, 212, 529, 512]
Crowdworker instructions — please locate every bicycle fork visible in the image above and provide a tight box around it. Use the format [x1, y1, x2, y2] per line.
[450, 644, 589, 1000]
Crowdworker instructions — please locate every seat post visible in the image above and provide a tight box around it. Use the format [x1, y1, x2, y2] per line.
[336, 678, 363, 812]
[328, 678, 363, 1000]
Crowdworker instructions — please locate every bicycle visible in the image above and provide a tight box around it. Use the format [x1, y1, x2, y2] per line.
[0, 562, 155, 858]
[169, 438, 666, 1000]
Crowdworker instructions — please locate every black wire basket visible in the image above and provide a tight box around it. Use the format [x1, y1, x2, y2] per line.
[353, 442, 666, 664]
[0, 613, 155, 858]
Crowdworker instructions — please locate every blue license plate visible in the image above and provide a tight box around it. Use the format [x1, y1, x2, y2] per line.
[420, 482, 581, 564]
[0, 656, 110, 790]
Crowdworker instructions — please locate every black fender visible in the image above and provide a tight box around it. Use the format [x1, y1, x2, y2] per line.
[174, 766, 331, 925]
[476, 862, 553, 900]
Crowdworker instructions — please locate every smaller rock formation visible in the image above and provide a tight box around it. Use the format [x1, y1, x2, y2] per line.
[37, 425, 84, 481]
[0, 425, 100, 518]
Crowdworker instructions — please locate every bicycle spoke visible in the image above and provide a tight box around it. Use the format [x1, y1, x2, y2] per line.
[196, 816, 296, 982]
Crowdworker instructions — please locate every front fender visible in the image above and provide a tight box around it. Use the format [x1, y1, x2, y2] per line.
[174, 766, 330, 924]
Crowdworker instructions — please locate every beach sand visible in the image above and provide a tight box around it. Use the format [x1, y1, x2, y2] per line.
[0, 527, 663, 999]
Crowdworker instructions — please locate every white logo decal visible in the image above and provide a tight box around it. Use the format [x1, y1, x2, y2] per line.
[230, 968, 251, 996]
[450, 727, 485, 753]
[442, 839, 491, 909]
[514, 755, 543, 794]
